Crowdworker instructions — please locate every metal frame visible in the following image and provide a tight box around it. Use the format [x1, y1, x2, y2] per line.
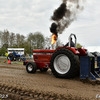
[80, 56, 100, 81]
[68, 33, 77, 48]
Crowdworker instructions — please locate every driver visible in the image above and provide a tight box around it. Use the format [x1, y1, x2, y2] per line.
[64, 38, 75, 47]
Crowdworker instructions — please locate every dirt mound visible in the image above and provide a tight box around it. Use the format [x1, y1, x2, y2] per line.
[0, 63, 100, 100]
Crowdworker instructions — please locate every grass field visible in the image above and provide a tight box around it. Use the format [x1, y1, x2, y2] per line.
[0, 56, 23, 64]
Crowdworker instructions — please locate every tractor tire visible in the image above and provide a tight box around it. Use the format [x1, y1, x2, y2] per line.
[26, 61, 37, 73]
[14, 57, 16, 61]
[40, 68, 48, 72]
[50, 48, 80, 79]
[16, 57, 20, 61]
[17, 57, 21, 62]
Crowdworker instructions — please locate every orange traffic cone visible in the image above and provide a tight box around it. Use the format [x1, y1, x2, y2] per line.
[8, 60, 11, 64]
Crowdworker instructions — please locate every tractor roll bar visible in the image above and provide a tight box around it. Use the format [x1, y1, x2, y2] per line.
[68, 33, 77, 48]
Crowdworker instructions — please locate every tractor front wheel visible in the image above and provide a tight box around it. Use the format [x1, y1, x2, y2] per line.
[26, 61, 37, 73]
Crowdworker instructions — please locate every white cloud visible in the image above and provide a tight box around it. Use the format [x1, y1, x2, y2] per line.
[58, 0, 100, 47]
[0, 0, 100, 47]
[0, 0, 61, 34]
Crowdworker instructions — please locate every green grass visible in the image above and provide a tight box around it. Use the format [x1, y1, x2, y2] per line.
[0, 56, 23, 64]
[0, 57, 6, 59]
[11, 61, 23, 64]
[0, 60, 23, 65]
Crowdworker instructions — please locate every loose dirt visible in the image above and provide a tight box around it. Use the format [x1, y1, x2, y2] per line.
[0, 63, 100, 100]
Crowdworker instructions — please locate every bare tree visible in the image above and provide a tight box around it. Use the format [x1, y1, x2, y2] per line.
[0, 31, 3, 47]
[9, 32, 16, 47]
[16, 33, 21, 47]
[19, 35, 25, 47]
[1, 29, 9, 48]
[27, 32, 45, 49]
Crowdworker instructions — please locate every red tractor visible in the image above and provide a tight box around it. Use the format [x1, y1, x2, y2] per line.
[24, 34, 100, 80]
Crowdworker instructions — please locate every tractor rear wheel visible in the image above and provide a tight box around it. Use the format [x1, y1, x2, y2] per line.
[50, 48, 80, 78]
[26, 61, 37, 73]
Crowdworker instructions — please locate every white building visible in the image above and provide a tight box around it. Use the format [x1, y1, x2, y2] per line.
[7, 48, 24, 55]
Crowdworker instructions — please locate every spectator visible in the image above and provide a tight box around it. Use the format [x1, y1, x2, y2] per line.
[8, 52, 13, 61]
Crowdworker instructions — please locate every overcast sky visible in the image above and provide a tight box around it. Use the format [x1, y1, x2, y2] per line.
[0, 0, 100, 47]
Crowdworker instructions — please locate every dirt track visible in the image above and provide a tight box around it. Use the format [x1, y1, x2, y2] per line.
[0, 63, 100, 100]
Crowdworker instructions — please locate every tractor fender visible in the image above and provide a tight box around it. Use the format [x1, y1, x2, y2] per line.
[56, 47, 80, 55]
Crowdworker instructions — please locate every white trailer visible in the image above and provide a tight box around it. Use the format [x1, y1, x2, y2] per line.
[7, 48, 24, 55]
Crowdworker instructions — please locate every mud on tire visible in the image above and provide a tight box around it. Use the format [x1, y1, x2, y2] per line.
[50, 48, 80, 78]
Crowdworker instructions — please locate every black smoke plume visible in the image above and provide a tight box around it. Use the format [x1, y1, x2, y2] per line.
[51, 3, 66, 21]
[50, 0, 85, 35]
[50, 23, 58, 35]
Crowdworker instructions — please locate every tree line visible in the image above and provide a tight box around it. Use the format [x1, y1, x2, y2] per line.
[0, 29, 82, 56]
[0, 29, 62, 55]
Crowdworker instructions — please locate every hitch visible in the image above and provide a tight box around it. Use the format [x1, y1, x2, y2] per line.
[80, 53, 100, 81]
